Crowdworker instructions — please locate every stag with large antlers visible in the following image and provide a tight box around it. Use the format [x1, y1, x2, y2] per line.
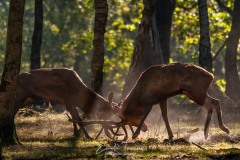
[114, 63, 230, 140]
[14, 68, 119, 139]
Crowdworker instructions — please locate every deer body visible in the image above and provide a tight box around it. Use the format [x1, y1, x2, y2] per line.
[117, 63, 229, 140]
[15, 68, 113, 137]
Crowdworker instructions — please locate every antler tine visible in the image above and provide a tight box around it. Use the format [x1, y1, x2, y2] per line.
[113, 126, 121, 140]
[121, 125, 128, 141]
[65, 113, 72, 122]
[95, 126, 103, 139]
[102, 121, 124, 139]
[104, 127, 114, 139]
[66, 113, 125, 139]
[109, 121, 130, 141]
[65, 113, 92, 139]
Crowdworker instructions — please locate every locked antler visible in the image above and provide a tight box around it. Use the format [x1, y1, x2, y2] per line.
[66, 113, 124, 139]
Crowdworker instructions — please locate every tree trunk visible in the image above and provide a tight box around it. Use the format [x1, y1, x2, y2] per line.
[90, 0, 108, 95]
[0, 0, 25, 146]
[197, 0, 213, 72]
[155, 0, 175, 64]
[225, 0, 240, 102]
[30, 0, 43, 70]
[121, 0, 155, 98]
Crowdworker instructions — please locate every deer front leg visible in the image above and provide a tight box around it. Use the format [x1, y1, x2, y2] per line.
[132, 105, 152, 139]
[202, 95, 214, 139]
[204, 107, 213, 139]
[67, 106, 91, 139]
[159, 100, 173, 141]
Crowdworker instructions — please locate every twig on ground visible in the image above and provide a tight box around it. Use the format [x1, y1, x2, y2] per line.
[192, 142, 207, 151]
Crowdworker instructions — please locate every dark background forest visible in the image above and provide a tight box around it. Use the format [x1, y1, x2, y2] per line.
[0, 0, 239, 99]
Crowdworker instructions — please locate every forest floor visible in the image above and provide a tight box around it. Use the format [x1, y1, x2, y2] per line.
[2, 108, 240, 159]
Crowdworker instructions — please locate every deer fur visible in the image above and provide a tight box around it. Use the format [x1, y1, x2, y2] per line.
[115, 63, 230, 140]
[14, 68, 114, 137]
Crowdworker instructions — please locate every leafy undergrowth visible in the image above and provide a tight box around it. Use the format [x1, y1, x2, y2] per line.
[2, 111, 240, 159]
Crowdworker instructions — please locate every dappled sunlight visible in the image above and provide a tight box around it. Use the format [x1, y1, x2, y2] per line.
[4, 107, 239, 159]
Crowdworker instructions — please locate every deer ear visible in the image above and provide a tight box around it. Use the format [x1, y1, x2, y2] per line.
[114, 105, 123, 118]
[107, 92, 114, 105]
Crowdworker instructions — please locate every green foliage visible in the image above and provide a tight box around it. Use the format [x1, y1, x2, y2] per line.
[0, 0, 237, 94]
[216, 78, 226, 92]
[103, 1, 143, 91]
[171, 0, 236, 93]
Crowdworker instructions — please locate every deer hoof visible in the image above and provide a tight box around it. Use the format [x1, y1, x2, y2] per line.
[74, 132, 80, 137]
[132, 132, 139, 139]
[123, 136, 128, 141]
[221, 125, 230, 134]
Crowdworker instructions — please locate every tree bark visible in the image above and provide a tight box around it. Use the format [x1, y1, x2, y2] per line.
[90, 0, 108, 95]
[0, 0, 25, 146]
[225, 0, 240, 102]
[121, 0, 155, 98]
[198, 0, 213, 72]
[155, 0, 175, 64]
[30, 0, 43, 70]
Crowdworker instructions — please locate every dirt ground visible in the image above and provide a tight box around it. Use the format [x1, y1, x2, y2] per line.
[2, 108, 240, 159]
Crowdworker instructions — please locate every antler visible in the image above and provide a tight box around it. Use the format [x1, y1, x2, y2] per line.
[112, 123, 135, 141]
[66, 113, 124, 139]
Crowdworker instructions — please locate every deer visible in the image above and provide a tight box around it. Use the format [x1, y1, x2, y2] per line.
[114, 63, 230, 140]
[14, 68, 120, 139]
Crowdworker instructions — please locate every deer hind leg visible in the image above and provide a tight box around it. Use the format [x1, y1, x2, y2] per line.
[132, 105, 152, 139]
[202, 95, 230, 139]
[159, 99, 173, 141]
[204, 96, 229, 135]
[66, 105, 91, 139]
[184, 89, 216, 139]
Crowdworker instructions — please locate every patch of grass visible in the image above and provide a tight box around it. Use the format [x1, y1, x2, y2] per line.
[2, 112, 239, 159]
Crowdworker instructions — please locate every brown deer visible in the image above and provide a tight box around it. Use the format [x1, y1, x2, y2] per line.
[14, 68, 116, 138]
[114, 63, 230, 140]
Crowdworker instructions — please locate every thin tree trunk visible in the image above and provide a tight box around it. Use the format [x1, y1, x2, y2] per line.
[90, 0, 108, 95]
[90, 0, 108, 94]
[0, 0, 25, 146]
[121, 0, 155, 98]
[198, 0, 213, 72]
[151, 13, 164, 65]
[30, 0, 43, 70]
[225, 0, 240, 102]
[156, 0, 175, 64]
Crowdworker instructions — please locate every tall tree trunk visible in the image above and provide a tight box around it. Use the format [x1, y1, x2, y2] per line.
[90, 0, 108, 95]
[197, 0, 213, 72]
[30, 0, 43, 70]
[0, 142, 2, 159]
[0, 0, 25, 146]
[121, 0, 155, 98]
[225, 0, 240, 102]
[156, 0, 175, 64]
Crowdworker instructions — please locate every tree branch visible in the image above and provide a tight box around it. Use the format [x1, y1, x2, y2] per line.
[212, 39, 227, 61]
[215, 0, 233, 16]
[177, 3, 197, 11]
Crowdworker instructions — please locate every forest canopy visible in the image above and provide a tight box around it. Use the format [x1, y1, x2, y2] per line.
[0, 0, 239, 96]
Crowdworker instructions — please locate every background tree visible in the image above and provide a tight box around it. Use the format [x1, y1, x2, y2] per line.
[90, 0, 108, 94]
[198, 0, 213, 71]
[0, 0, 25, 145]
[30, 0, 43, 70]
[223, 0, 240, 102]
[156, 0, 176, 64]
[0, 0, 238, 101]
[121, 0, 155, 98]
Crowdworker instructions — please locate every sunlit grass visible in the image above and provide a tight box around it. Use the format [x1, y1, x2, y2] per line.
[2, 110, 240, 159]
